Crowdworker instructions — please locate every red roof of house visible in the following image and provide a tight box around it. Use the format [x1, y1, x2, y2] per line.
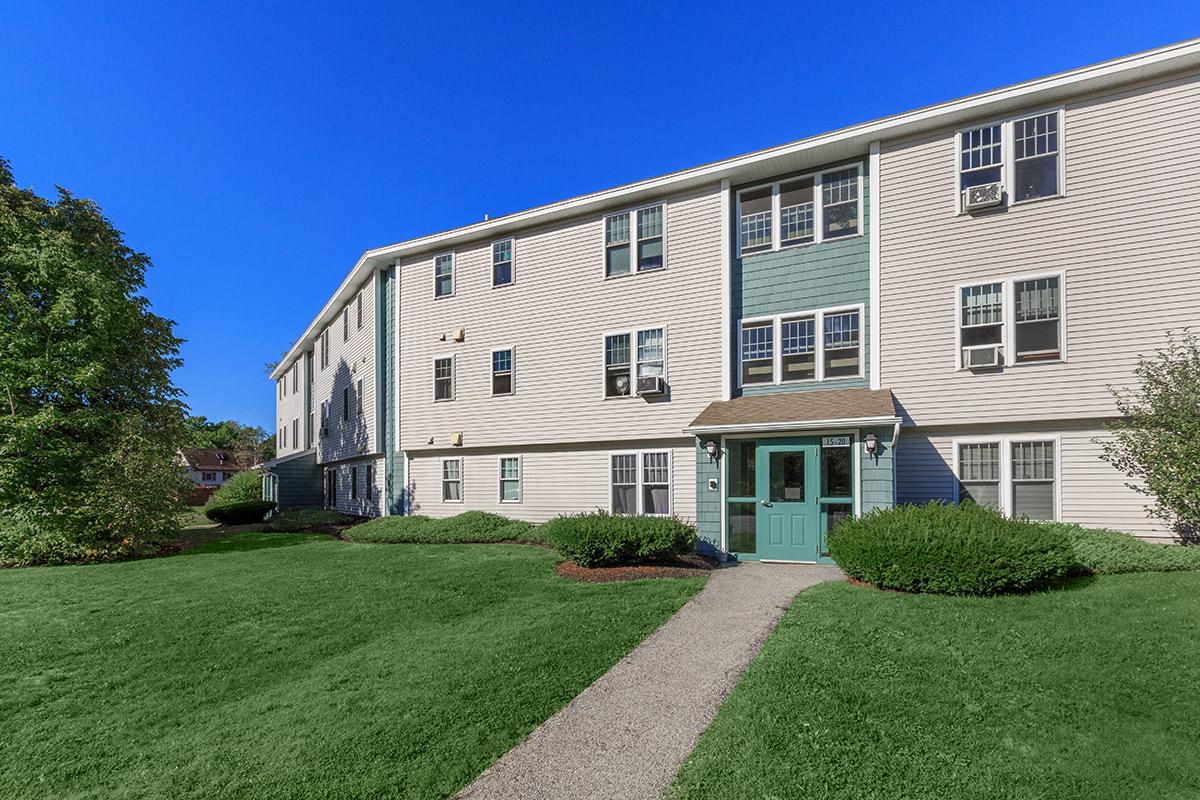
[178, 448, 260, 472]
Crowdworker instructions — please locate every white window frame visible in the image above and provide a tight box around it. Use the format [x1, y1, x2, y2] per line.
[433, 252, 455, 299]
[491, 238, 515, 288]
[737, 304, 865, 388]
[365, 463, 374, 501]
[320, 329, 329, 370]
[342, 307, 349, 342]
[441, 457, 464, 503]
[601, 325, 669, 400]
[292, 361, 299, 393]
[357, 379, 364, 415]
[607, 450, 673, 516]
[498, 455, 522, 504]
[357, 289, 364, 330]
[601, 202, 668, 279]
[953, 270, 1066, 371]
[952, 434, 1061, 521]
[735, 162, 864, 257]
[954, 107, 1066, 214]
[491, 346, 515, 397]
[433, 355, 455, 402]
[292, 417, 299, 448]
[351, 466, 359, 501]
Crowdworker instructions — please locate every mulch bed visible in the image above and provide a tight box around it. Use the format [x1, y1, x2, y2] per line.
[555, 553, 720, 583]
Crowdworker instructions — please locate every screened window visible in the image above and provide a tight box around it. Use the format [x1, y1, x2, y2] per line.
[492, 349, 513, 395]
[740, 322, 774, 385]
[434, 357, 454, 401]
[1012, 440, 1055, 520]
[605, 333, 632, 397]
[434, 253, 454, 297]
[958, 442, 1000, 508]
[492, 239, 513, 286]
[781, 316, 816, 382]
[738, 186, 773, 254]
[1014, 276, 1061, 362]
[779, 178, 815, 246]
[958, 112, 1063, 209]
[605, 213, 631, 277]
[1013, 113, 1060, 202]
[823, 311, 861, 378]
[442, 459, 462, 502]
[610, 452, 670, 515]
[821, 169, 859, 238]
[351, 466, 358, 500]
[499, 457, 521, 502]
[611, 454, 637, 514]
[642, 451, 671, 515]
[606, 328, 664, 397]
[960, 282, 1004, 366]
[959, 274, 1064, 369]
[356, 379, 363, 415]
[637, 206, 664, 271]
[959, 123, 1004, 192]
[636, 328, 664, 379]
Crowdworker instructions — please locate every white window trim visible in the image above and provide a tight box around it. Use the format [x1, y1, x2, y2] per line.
[952, 434, 1062, 521]
[441, 457, 464, 504]
[607, 450, 673, 517]
[735, 162, 864, 257]
[490, 346, 515, 397]
[601, 201, 668, 280]
[491, 238, 515, 288]
[953, 107, 1066, 215]
[433, 251, 456, 299]
[737, 303, 865, 389]
[953, 270, 1067, 371]
[357, 379, 364, 415]
[497, 455, 522, 504]
[600, 325, 669, 400]
[433, 354, 455, 402]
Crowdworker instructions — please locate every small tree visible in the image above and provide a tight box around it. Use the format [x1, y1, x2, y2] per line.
[1100, 330, 1200, 543]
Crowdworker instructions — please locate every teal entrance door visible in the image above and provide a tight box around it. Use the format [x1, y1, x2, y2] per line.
[754, 439, 821, 561]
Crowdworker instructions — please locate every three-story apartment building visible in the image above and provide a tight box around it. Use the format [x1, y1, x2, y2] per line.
[263, 39, 1200, 552]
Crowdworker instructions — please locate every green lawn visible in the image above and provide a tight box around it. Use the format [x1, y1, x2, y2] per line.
[0, 534, 703, 800]
[670, 572, 1200, 800]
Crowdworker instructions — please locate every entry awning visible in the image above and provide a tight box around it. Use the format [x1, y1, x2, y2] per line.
[684, 388, 900, 436]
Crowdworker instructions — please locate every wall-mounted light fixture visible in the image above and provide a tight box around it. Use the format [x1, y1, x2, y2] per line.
[704, 440, 719, 461]
[864, 433, 880, 456]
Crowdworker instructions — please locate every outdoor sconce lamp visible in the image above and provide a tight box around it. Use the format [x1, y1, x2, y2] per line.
[864, 433, 880, 457]
[704, 440, 719, 461]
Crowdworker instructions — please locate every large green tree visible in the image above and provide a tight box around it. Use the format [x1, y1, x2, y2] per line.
[185, 416, 275, 462]
[0, 158, 188, 564]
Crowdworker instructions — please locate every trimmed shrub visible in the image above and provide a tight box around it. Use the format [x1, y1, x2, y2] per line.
[205, 500, 276, 526]
[542, 511, 695, 567]
[343, 512, 542, 545]
[1048, 522, 1200, 574]
[828, 502, 1075, 596]
[203, 470, 263, 512]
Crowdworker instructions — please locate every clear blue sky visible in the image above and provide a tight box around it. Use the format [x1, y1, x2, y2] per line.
[2, 2, 1197, 430]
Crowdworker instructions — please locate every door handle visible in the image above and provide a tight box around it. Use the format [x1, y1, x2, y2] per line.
[760, 500, 773, 507]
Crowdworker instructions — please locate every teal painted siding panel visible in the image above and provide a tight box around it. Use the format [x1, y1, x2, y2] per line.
[694, 440, 721, 554]
[860, 425, 896, 513]
[267, 452, 323, 510]
[733, 157, 872, 396]
[381, 266, 406, 515]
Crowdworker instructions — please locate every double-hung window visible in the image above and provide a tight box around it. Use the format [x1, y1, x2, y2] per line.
[499, 457, 521, 503]
[281, 423, 287, 448]
[356, 289, 363, 330]
[351, 466, 358, 500]
[343, 307, 349, 342]
[365, 464, 374, 501]
[442, 458, 462, 502]
[736, 164, 862, 255]
[492, 349, 513, 395]
[740, 306, 862, 386]
[292, 362, 299, 393]
[320, 329, 329, 369]
[492, 239, 513, 287]
[957, 442, 1000, 508]
[958, 110, 1062, 210]
[342, 387, 350, 421]
[605, 204, 665, 277]
[610, 451, 671, 516]
[291, 418, 299, 449]
[434, 357, 454, 401]
[277, 379, 283, 399]
[604, 327, 666, 397]
[356, 379, 364, 415]
[957, 274, 1063, 368]
[956, 438, 1057, 520]
[434, 253, 454, 298]
[320, 400, 329, 434]
[1011, 440, 1056, 520]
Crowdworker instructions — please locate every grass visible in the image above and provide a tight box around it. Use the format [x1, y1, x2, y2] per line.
[668, 573, 1200, 800]
[344, 510, 546, 545]
[1054, 523, 1200, 574]
[0, 534, 703, 800]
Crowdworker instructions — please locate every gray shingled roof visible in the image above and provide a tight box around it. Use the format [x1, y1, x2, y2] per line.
[687, 388, 898, 431]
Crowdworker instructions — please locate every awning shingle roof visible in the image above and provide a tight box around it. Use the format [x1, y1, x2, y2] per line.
[687, 388, 898, 432]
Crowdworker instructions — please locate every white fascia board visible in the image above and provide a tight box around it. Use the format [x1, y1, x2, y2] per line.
[684, 415, 902, 436]
[271, 39, 1200, 378]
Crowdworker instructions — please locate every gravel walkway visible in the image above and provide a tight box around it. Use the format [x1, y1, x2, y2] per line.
[455, 561, 844, 800]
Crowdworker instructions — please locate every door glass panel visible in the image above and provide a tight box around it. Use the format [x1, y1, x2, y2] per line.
[728, 440, 757, 497]
[728, 501, 756, 552]
[769, 452, 805, 502]
[821, 445, 852, 497]
[822, 503, 853, 555]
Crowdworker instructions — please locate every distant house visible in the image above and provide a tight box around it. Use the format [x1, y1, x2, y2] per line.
[178, 448, 260, 503]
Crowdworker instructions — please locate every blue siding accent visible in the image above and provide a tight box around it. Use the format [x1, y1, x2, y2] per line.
[264, 452, 323, 510]
[860, 426, 896, 513]
[381, 266, 406, 515]
[694, 439, 721, 555]
[733, 157, 872, 396]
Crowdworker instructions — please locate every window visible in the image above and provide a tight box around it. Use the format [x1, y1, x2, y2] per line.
[434, 357, 454, 401]
[499, 457, 521, 503]
[957, 273, 1063, 368]
[325, 468, 337, 508]
[958, 110, 1062, 210]
[343, 307, 349, 342]
[492, 349, 513, 395]
[292, 361, 299, 393]
[736, 164, 862, 255]
[434, 253, 454, 297]
[356, 289, 363, 330]
[351, 466, 358, 500]
[281, 424, 287, 448]
[357, 379, 364, 415]
[610, 451, 671, 515]
[605, 204, 665, 277]
[605, 327, 666, 397]
[277, 379, 283, 399]
[365, 464, 374, 501]
[492, 239, 513, 287]
[202, 472, 215, 482]
[320, 400, 329, 434]
[342, 387, 350, 421]
[320, 329, 329, 369]
[955, 438, 1057, 520]
[442, 459, 462, 502]
[740, 306, 862, 386]
[291, 418, 298, 449]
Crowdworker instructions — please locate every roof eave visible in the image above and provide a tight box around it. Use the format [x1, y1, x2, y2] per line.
[684, 415, 903, 436]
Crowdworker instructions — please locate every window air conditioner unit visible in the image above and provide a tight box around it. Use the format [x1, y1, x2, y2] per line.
[636, 375, 665, 395]
[963, 182, 1004, 211]
[963, 344, 1002, 369]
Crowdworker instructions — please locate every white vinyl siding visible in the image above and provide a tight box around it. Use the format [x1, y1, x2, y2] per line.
[311, 275, 378, 464]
